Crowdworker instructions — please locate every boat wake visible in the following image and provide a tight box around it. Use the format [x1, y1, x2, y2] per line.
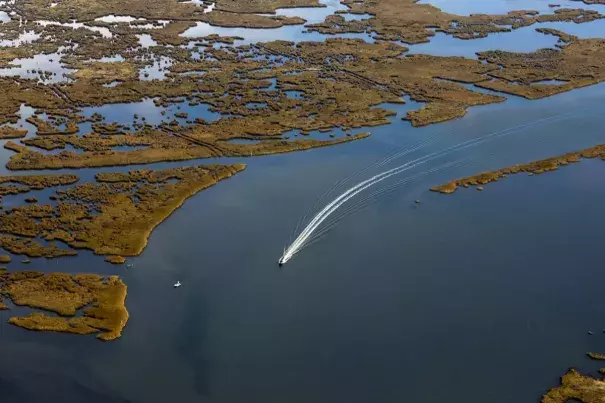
[278, 109, 593, 265]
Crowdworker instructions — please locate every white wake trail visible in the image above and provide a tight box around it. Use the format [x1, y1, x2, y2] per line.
[279, 153, 460, 264]
[290, 132, 448, 241]
[278, 109, 591, 265]
[304, 159, 468, 246]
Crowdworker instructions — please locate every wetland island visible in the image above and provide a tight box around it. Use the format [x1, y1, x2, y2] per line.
[1, 0, 605, 401]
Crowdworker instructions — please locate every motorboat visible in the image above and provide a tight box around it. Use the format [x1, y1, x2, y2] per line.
[174, 281, 181, 288]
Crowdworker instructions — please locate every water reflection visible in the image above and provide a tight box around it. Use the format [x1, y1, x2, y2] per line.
[270, 0, 346, 21]
[103, 81, 122, 87]
[0, 30, 40, 47]
[37, 20, 112, 38]
[182, 24, 373, 46]
[419, 0, 605, 15]
[138, 33, 158, 48]
[0, 11, 10, 23]
[181, 0, 374, 46]
[0, 51, 75, 83]
[407, 19, 605, 57]
[94, 15, 144, 23]
[341, 13, 372, 21]
[77, 98, 221, 133]
[93, 14, 170, 29]
[94, 54, 126, 63]
[0, 104, 37, 139]
[139, 56, 172, 80]
[181, 0, 215, 13]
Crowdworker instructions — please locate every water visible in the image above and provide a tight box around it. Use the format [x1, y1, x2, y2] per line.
[342, 13, 372, 21]
[181, 0, 375, 46]
[36, 20, 112, 39]
[139, 56, 172, 80]
[93, 15, 170, 29]
[0, 51, 75, 83]
[103, 81, 122, 87]
[74, 98, 221, 135]
[137, 34, 158, 48]
[94, 55, 126, 63]
[408, 18, 605, 57]
[0, 11, 11, 23]
[0, 30, 40, 47]
[182, 0, 215, 13]
[419, 0, 605, 15]
[2, 0, 605, 402]
[407, 27, 559, 57]
[94, 15, 145, 23]
[181, 22, 374, 46]
[2, 78, 605, 402]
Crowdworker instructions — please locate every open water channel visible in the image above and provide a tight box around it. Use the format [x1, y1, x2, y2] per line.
[2, 0, 605, 402]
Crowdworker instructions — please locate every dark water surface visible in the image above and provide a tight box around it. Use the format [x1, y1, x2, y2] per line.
[2, 0, 605, 402]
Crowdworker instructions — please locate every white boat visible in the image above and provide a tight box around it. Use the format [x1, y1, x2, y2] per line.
[174, 281, 181, 288]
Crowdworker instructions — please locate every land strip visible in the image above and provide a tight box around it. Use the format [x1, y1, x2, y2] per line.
[431, 144, 605, 194]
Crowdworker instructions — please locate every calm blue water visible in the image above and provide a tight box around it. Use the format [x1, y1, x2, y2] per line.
[408, 18, 605, 57]
[419, 0, 604, 14]
[2, 0, 605, 402]
[181, 0, 374, 46]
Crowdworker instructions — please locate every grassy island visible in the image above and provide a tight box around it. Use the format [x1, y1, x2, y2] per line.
[432, 144, 605, 194]
[0, 271, 128, 341]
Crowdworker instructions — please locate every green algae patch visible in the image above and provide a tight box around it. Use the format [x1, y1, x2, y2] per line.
[0, 271, 129, 341]
[432, 144, 605, 194]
